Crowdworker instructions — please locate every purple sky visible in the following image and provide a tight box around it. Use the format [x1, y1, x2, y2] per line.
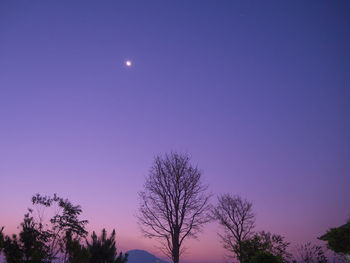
[1, 1, 349, 262]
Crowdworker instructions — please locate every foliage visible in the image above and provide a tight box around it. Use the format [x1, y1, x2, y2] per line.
[86, 229, 128, 263]
[211, 194, 255, 263]
[3, 234, 24, 263]
[1, 194, 128, 263]
[137, 152, 211, 263]
[31, 193, 88, 260]
[0, 226, 4, 253]
[1, 194, 88, 263]
[293, 242, 328, 263]
[239, 231, 291, 263]
[19, 212, 51, 262]
[319, 220, 350, 255]
[2, 213, 51, 263]
[64, 230, 91, 263]
[249, 251, 283, 263]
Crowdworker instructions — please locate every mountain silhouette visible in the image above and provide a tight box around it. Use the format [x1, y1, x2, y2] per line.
[127, 249, 169, 263]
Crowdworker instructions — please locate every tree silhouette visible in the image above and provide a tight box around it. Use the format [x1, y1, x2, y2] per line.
[239, 231, 290, 263]
[212, 194, 255, 263]
[30, 193, 88, 261]
[1, 194, 128, 263]
[2, 213, 51, 263]
[65, 230, 90, 263]
[1, 194, 88, 263]
[137, 152, 211, 263]
[0, 227, 4, 253]
[250, 251, 283, 263]
[3, 234, 24, 263]
[293, 243, 328, 263]
[319, 219, 350, 256]
[86, 229, 128, 263]
[19, 212, 51, 262]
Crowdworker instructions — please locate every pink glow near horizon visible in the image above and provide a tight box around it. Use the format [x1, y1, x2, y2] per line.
[1, 1, 350, 263]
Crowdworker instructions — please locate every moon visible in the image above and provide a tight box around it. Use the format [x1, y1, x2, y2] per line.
[125, 60, 132, 67]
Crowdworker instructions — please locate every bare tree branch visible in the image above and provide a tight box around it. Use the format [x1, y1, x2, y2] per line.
[137, 152, 211, 263]
[212, 194, 255, 263]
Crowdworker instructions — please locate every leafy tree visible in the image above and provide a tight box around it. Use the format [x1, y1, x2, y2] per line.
[3, 234, 24, 263]
[293, 242, 328, 263]
[250, 251, 283, 263]
[2, 194, 88, 263]
[239, 231, 291, 263]
[87, 229, 128, 263]
[137, 152, 211, 263]
[31, 193, 88, 260]
[212, 194, 255, 263]
[1, 194, 128, 263]
[65, 230, 90, 263]
[0, 226, 4, 252]
[2, 213, 50, 263]
[319, 219, 350, 255]
[19, 212, 51, 262]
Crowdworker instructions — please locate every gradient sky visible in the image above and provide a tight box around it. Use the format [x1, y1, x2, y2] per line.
[1, 1, 350, 262]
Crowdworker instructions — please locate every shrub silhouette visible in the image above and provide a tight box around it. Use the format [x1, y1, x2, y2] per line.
[1, 194, 128, 263]
[87, 229, 128, 263]
[250, 251, 283, 263]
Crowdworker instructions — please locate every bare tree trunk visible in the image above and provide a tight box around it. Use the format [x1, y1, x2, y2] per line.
[137, 152, 211, 263]
[172, 246, 180, 263]
[172, 230, 180, 263]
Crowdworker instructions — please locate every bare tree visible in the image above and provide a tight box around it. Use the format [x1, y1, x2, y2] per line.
[137, 152, 211, 263]
[212, 194, 255, 263]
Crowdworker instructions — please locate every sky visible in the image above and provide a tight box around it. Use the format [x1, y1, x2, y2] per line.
[0, 1, 350, 262]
